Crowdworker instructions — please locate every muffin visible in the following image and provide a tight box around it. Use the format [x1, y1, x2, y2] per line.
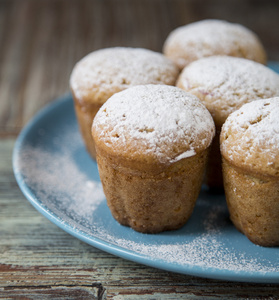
[92, 85, 215, 233]
[163, 19, 267, 70]
[177, 55, 279, 190]
[70, 47, 179, 159]
[220, 98, 279, 247]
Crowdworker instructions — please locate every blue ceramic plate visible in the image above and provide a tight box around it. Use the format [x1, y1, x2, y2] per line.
[13, 63, 279, 283]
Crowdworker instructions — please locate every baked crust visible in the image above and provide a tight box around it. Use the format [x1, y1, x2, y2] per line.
[70, 47, 179, 106]
[92, 85, 215, 172]
[221, 98, 279, 177]
[177, 56, 279, 128]
[163, 19, 267, 70]
[177, 56, 279, 188]
[97, 149, 209, 233]
[70, 47, 180, 159]
[92, 85, 215, 233]
[221, 98, 279, 246]
[222, 158, 279, 247]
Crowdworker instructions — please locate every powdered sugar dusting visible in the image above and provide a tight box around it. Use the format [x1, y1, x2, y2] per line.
[163, 19, 266, 68]
[70, 47, 179, 104]
[221, 97, 279, 175]
[16, 130, 105, 221]
[178, 56, 279, 124]
[93, 85, 215, 164]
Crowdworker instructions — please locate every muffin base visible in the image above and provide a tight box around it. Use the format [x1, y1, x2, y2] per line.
[96, 150, 209, 233]
[74, 100, 101, 160]
[222, 158, 279, 247]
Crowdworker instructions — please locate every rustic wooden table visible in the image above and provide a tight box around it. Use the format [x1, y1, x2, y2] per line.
[1, 0, 279, 298]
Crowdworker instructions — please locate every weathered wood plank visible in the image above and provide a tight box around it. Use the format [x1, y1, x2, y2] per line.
[1, 286, 105, 300]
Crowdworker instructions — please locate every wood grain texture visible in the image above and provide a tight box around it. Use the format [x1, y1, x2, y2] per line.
[1, 139, 279, 298]
[0, 0, 279, 136]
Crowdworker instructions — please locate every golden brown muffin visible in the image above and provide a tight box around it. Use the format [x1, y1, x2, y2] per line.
[163, 19, 267, 70]
[70, 47, 180, 159]
[177, 56, 279, 190]
[92, 85, 215, 233]
[220, 98, 279, 247]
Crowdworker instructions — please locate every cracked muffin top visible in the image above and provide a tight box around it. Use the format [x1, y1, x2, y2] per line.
[220, 98, 279, 177]
[176, 56, 279, 127]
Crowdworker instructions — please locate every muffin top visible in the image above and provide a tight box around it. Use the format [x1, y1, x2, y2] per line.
[220, 98, 279, 177]
[92, 85, 215, 168]
[70, 47, 179, 105]
[177, 56, 279, 127]
[163, 19, 266, 70]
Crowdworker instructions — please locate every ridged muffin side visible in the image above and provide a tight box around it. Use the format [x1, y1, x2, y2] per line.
[92, 85, 215, 233]
[220, 98, 279, 246]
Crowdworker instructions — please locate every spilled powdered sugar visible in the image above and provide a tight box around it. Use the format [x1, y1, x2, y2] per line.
[19, 146, 105, 219]
[15, 129, 105, 222]
[15, 121, 279, 277]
